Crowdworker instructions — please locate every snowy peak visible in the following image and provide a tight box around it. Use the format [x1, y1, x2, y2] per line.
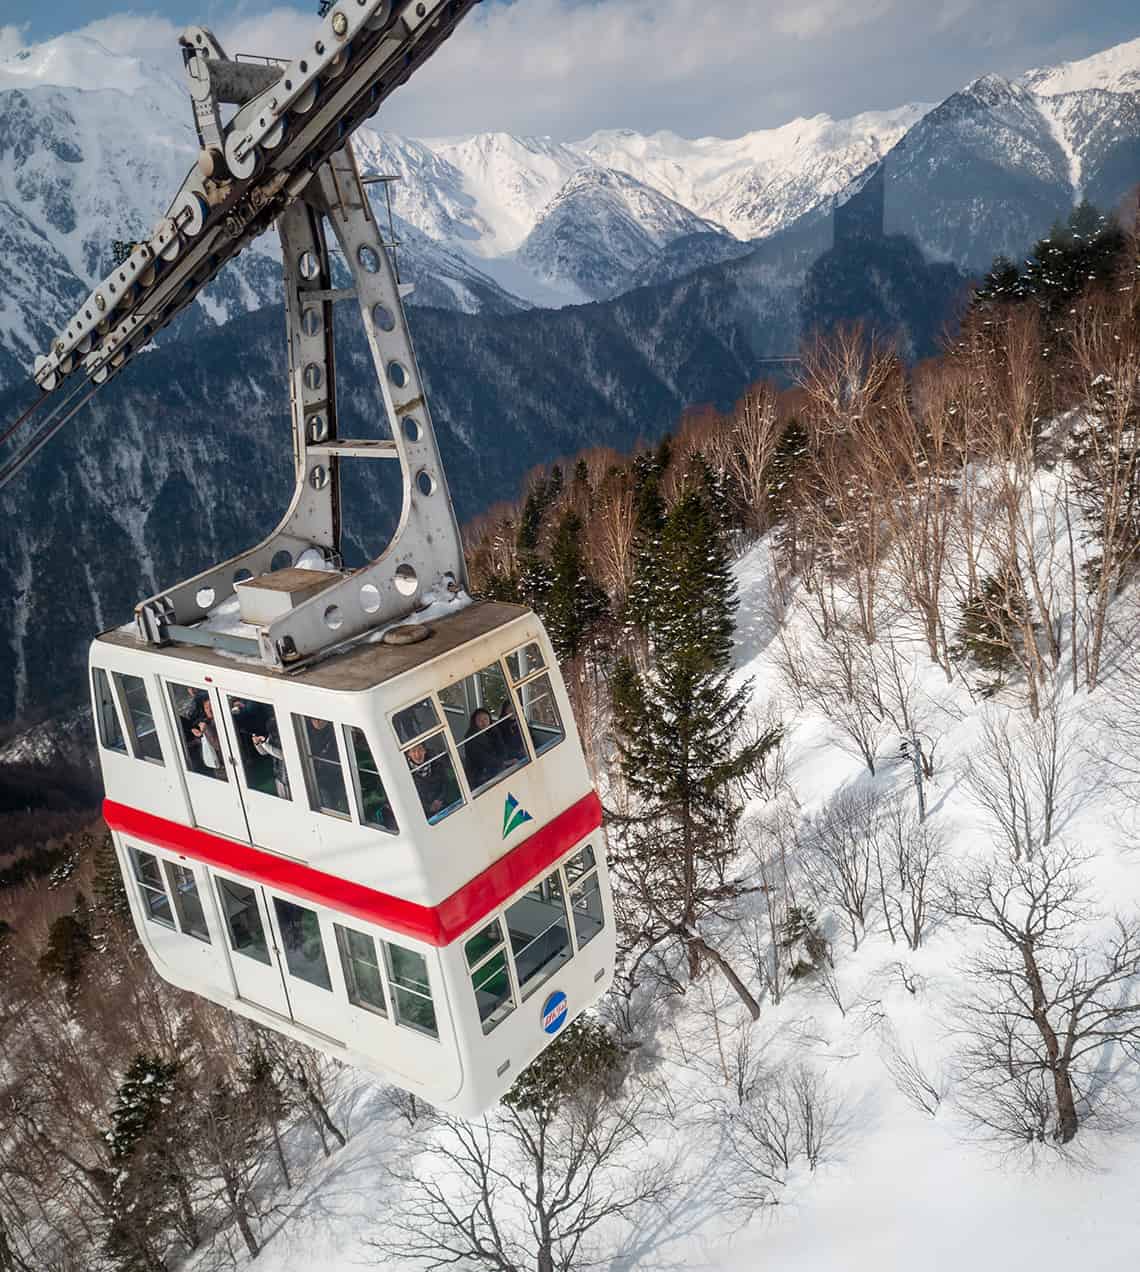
[1021, 35, 1140, 98]
[519, 166, 727, 299]
[0, 34, 175, 97]
[427, 132, 590, 255]
[576, 104, 929, 241]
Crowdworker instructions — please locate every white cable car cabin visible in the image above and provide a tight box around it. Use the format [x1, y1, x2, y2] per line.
[91, 600, 613, 1117]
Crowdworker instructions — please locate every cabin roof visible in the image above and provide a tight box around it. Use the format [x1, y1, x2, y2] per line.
[94, 599, 533, 693]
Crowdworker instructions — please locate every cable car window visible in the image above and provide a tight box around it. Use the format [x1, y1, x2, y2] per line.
[393, 698, 440, 745]
[92, 668, 127, 753]
[465, 917, 515, 1034]
[506, 642, 545, 683]
[402, 732, 463, 824]
[439, 662, 529, 794]
[295, 716, 349, 818]
[167, 683, 228, 782]
[129, 848, 174, 927]
[163, 862, 211, 942]
[516, 672, 564, 756]
[505, 872, 573, 1000]
[274, 897, 332, 991]
[216, 878, 271, 965]
[228, 697, 290, 800]
[384, 943, 438, 1037]
[116, 674, 164, 765]
[565, 847, 604, 949]
[347, 727, 397, 833]
[563, 843, 596, 883]
[335, 924, 388, 1016]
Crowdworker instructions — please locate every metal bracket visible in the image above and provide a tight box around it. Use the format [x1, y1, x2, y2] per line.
[134, 145, 467, 669]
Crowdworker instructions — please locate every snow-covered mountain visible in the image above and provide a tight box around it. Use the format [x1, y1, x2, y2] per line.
[3, 29, 1140, 391]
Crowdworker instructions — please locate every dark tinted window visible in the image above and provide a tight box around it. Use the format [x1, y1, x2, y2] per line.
[274, 898, 332, 991]
[117, 674, 164, 765]
[92, 668, 126, 754]
[216, 878, 270, 964]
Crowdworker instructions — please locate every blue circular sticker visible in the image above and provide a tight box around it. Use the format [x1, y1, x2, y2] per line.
[541, 990, 568, 1035]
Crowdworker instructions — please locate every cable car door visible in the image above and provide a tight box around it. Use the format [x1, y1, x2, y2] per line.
[213, 874, 291, 1017]
[163, 678, 250, 842]
[266, 895, 346, 1042]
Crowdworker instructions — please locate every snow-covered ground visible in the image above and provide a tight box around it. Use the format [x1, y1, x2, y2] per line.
[179, 478, 1140, 1270]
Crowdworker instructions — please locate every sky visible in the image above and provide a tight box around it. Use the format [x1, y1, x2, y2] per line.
[0, 0, 1137, 140]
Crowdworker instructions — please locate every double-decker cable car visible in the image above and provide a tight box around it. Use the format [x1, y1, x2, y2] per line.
[2, 0, 615, 1116]
[92, 600, 610, 1115]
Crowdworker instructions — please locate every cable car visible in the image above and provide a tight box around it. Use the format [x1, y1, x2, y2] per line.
[0, 1, 616, 1116]
[92, 599, 612, 1116]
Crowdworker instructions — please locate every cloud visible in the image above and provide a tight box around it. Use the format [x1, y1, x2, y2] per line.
[11, 0, 1137, 142]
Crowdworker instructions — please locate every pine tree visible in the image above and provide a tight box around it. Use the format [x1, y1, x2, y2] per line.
[39, 894, 95, 998]
[542, 510, 610, 662]
[504, 1017, 623, 1116]
[623, 449, 670, 633]
[92, 830, 131, 924]
[104, 1054, 200, 1269]
[973, 254, 1026, 307]
[612, 487, 781, 1016]
[952, 571, 1026, 695]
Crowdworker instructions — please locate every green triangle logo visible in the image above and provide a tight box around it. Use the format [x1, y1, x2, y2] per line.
[503, 792, 534, 838]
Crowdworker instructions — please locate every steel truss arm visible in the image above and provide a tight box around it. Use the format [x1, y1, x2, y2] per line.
[136, 146, 467, 669]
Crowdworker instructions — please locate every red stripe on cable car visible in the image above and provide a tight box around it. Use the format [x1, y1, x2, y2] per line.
[102, 792, 602, 947]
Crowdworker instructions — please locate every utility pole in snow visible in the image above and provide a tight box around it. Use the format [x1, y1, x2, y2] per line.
[901, 734, 928, 822]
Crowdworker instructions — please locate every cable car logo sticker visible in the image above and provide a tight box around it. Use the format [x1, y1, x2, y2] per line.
[502, 792, 534, 838]
[541, 990, 568, 1035]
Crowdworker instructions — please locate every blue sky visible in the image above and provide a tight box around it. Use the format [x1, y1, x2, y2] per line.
[1, 0, 1137, 138]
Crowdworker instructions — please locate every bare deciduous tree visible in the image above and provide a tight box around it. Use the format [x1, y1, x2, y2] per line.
[964, 703, 1073, 861]
[804, 787, 880, 950]
[373, 1082, 670, 1272]
[876, 795, 944, 950]
[945, 845, 1140, 1145]
[726, 1064, 839, 1208]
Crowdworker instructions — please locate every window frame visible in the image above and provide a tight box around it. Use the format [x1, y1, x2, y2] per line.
[335, 923, 389, 1017]
[115, 673, 165, 766]
[438, 660, 531, 799]
[464, 917, 517, 1035]
[391, 697, 466, 826]
[564, 845, 604, 951]
[162, 860, 212, 943]
[293, 713, 352, 820]
[92, 667, 128, 754]
[504, 641, 565, 759]
[345, 725, 398, 835]
[389, 637, 562, 825]
[165, 681, 229, 783]
[226, 695, 292, 801]
[272, 895, 334, 992]
[383, 940, 440, 1039]
[214, 875, 273, 966]
[128, 847, 176, 929]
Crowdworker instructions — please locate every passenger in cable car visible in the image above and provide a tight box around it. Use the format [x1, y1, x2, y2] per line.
[406, 738, 460, 821]
[251, 720, 290, 799]
[191, 696, 224, 774]
[463, 708, 500, 788]
[301, 716, 350, 815]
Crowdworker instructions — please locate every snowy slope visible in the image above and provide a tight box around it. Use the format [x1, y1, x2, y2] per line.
[174, 463, 1140, 1272]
